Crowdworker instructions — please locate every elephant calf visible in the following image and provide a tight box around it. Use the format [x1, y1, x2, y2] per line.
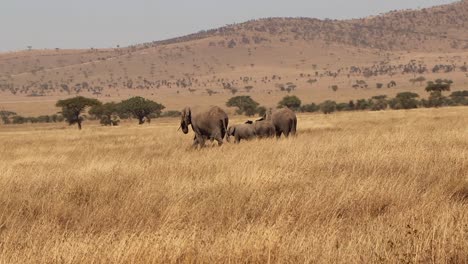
[253, 120, 275, 138]
[227, 123, 256, 143]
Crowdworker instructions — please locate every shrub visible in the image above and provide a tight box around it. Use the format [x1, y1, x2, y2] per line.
[89, 102, 120, 126]
[278, 95, 301, 111]
[389, 92, 419, 110]
[226, 96, 260, 116]
[56, 96, 101, 129]
[118, 97, 165, 124]
[161, 110, 182, 117]
[320, 100, 337, 114]
[300, 103, 319, 113]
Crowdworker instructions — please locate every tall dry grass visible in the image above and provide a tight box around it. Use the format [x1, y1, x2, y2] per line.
[0, 107, 467, 263]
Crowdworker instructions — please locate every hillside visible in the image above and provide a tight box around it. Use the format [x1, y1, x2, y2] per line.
[1, 1, 468, 115]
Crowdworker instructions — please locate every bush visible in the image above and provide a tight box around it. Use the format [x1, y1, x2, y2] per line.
[300, 103, 319, 113]
[161, 110, 182, 117]
[89, 102, 120, 126]
[336, 103, 351, 111]
[278, 95, 301, 111]
[320, 100, 337, 114]
[119, 97, 165, 124]
[369, 95, 388, 111]
[226, 96, 260, 116]
[56, 96, 101, 129]
[356, 99, 371, 110]
[256, 106, 267, 117]
[389, 92, 419, 110]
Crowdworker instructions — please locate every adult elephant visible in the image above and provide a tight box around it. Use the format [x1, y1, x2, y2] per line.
[259, 108, 297, 138]
[227, 123, 256, 143]
[180, 106, 229, 147]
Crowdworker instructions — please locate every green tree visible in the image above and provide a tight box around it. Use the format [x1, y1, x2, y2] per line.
[0, 110, 16, 124]
[56, 96, 101, 129]
[369, 95, 388, 111]
[389, 92, 419, 110]
[89, 102, 120, 126]
[425, 79, 453, 94]
[300, 103, 319, 112]
[320, 100, 337, 114]
[226, 96, 259, 116]
[278, 95, 301, 111]
[256, 106, 267, 116]
[119, 96, 165, 124]
[425, 79, 453, 107]
[449, 90, 468, 105]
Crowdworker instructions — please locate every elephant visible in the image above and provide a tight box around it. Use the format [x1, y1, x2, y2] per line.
[259, 108, 297, 138]
[252, 120, 275, 138]
[180, 106, 229, 147]
[226, 123, 256, 143]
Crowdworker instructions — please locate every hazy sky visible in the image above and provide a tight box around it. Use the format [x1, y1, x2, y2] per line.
[0, 0, 457, 52]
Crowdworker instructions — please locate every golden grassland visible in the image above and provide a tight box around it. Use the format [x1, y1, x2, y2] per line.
[0, 107, 467, 263]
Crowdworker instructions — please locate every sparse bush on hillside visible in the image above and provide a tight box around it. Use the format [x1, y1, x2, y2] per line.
[244, 86, 253, 93]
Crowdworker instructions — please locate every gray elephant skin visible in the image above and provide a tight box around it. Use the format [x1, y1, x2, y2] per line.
[260, 108, 297, 138]
[180, 106, 229, 147]
[227, 123, 256, 143]
[253, 120, 276, 138]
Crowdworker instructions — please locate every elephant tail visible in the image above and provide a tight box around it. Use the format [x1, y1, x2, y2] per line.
[291, 117, 297, 136]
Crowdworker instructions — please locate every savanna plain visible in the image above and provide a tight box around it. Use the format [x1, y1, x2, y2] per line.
[0, 107, 467, 263]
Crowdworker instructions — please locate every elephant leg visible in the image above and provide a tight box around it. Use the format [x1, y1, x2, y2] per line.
[193, 134, 206, 148]
[215, 135, 224, 146]
[276, 130, 282, 139]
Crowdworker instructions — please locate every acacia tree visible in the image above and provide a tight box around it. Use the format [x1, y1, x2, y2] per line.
[389, 92, 419, 109]
[119, 96, 165, 124]
[278, 95, 301, 111]
[0, 110, 17, 124]
[89, 102, 120, 126]
[226, 96, 259, 116]
[56, 96, 101, 129]
[425, 79, 453, 107]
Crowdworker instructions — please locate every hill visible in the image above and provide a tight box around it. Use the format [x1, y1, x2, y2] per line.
[1, 1, 468, 115]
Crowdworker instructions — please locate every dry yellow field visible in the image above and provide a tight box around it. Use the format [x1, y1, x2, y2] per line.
[0, 107, 467, 263]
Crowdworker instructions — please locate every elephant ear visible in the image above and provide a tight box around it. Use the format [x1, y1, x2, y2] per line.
[229, 126, 236, 135]
[182, 107, 191, 121]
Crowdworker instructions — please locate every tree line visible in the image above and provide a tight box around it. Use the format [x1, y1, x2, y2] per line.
[1, 79, 467, 128]
[1, 96, 170, 129]
[228, 79, 467, 114]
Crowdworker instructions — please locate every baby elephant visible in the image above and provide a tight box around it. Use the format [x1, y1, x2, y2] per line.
[246, 120, 275, 138]
[227, 123, 256, 143]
